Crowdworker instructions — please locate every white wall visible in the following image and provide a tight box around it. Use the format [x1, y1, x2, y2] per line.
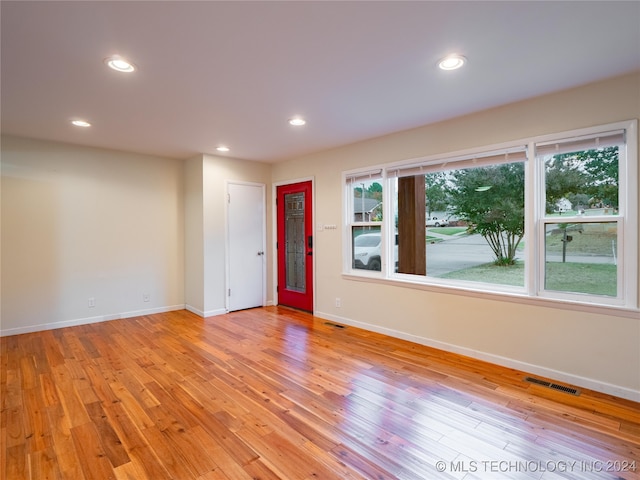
[1, 136, 185, 334]
[184, 156, 205, 313]
[271, 72, 640, 400]
[183, 153, 272, 316]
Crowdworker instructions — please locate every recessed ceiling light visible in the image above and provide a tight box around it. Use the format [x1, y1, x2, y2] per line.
[289, 117, 306, 126]
[216, 146, 230, 152]
[105, 55, 136, 73]
[71, 119, 91, 127]
[438, 54, 466, 71]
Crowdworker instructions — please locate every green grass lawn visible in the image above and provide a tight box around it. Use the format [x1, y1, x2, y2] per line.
[430, 227, 467, 236]
[545, 228, 616, 255]
[439, 262, 525, 286]
[439, 261, 616, 296]
[545, 262, 616, 296]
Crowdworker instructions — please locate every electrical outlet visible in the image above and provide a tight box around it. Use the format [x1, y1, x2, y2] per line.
[335, 297, 341, 308]
[143, 293, 150, 302]
[88, 297, 96, 308]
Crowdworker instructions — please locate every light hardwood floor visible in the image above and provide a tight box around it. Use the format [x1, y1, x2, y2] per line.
[2, 307, 639, 479]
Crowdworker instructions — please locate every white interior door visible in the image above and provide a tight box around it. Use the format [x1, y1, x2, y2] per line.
[227, 182, 266, 311]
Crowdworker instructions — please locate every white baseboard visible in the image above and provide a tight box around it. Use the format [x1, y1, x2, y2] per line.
[185, 305, 227, 318]
[315, 310, 640, 403]
[120, 305, 185, 320]
[4, 305, 637, 402]
[1, 304, 186, 337]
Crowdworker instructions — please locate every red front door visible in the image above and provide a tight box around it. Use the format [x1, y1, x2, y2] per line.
[277, 181, 313, 312]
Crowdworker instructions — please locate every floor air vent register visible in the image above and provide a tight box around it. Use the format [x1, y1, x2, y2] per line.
[524, 376, 581, 396]
[324, 322, 347, 329]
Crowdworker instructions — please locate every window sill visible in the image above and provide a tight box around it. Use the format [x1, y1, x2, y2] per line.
[342, 272, 640, 319]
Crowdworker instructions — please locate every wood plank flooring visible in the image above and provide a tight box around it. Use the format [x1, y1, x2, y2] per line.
[1, 307, 639, 479]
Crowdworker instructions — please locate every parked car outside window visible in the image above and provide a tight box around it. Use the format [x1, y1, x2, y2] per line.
[353, 232, 398, 271]
[426, 216, 449, 227]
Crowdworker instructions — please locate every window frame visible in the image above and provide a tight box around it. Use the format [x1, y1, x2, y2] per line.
[342, 120, 638, 313]
[389, 146, 528, 292]
[533, 123, 637, 307]
[344, 168, 388, 275]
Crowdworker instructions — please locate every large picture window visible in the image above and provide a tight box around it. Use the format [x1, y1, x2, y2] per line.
[390, 148, 527, 288]
[343, 121, 637, 311]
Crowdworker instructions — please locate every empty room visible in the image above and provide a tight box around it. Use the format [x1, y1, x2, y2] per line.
[1, 2, 639, 479]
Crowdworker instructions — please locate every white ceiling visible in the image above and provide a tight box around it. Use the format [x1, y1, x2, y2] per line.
[2, 1, 639, 163]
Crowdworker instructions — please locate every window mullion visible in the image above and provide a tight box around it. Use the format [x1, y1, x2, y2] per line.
[541, 215, 620, 224]
[382, 171, 393, 276]
[621, 121, 638, 307]
[616, 220, 624, 302]
[526, 142, 538, 297]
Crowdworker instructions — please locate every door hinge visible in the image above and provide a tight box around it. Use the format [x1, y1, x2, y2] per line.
[227, 193, 231, 203]
[228, 288, 231, 296]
